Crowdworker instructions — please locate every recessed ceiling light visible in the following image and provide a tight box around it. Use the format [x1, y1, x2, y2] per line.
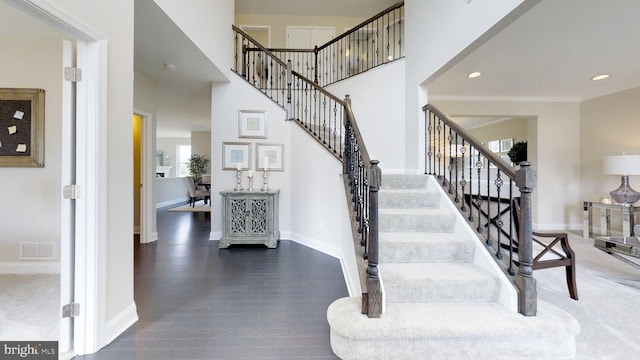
[591, 74, 609, 81]
[165, 63, 177, 71]
[467, 72, 482, 79]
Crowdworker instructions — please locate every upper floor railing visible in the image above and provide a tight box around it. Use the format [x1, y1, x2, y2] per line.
[423, 104, 537, 316]
[244, 1, 404, 87]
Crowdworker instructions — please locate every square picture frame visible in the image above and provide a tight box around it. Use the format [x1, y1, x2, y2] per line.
[222, 142, 252, 170]
[0, 88, 45, 167]
[238, 110, 267, 138]
[500, 138, 513, 152]
[256, 143, 284, 171]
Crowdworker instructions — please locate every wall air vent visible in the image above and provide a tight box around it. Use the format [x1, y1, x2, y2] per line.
[19, 242, 56, 260]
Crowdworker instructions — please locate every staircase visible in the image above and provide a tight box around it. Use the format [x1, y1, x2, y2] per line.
[328, 174, 580, 359]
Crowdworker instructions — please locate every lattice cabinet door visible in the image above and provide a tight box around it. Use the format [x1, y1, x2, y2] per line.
[219, 189, 280, 249]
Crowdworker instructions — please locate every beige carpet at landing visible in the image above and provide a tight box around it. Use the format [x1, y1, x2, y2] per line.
[1, 232, 639, 359]
[0, 274, 59, 341]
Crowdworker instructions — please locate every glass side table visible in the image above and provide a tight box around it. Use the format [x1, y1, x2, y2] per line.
[583, 201, 640, 239]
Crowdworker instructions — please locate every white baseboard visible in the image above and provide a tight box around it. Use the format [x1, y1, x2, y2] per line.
[288, 231, 341, 258]
[140, 231, 159, 244]
[104, 302, 138, 345]
[0, 262, 60, 274]
[156, 197, 189, 209]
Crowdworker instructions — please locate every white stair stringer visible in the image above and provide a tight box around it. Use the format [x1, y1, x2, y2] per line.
[328, 174, 580, 359]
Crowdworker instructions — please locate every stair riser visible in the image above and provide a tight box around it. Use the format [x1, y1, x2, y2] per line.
[379, 241, 474, 263]
[379, 191, 440, 209]
[331, 332, 576, 360]
[379, 213, 455, 233]
[384, 277, 500, 303]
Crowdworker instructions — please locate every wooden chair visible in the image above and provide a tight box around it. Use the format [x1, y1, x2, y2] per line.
[512, 198, 579, 300]
[184, 176, 210, 207]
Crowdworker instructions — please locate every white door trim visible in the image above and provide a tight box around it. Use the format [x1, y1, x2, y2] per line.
[135, 109, 158, 244]
[239, 25, 272, 47]
[6, 0, 108, 356]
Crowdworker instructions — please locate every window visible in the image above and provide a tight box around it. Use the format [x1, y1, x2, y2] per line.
[177, 145, 191, 177]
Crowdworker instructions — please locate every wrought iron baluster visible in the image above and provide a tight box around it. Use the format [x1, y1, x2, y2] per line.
[447, 128, 453, 193]
[486, 159, 492, 246]
[475, 150, 483, 233]
[460, 139, 467, 213]
[508, 180, 515, 275]
[494, 170, 504, 260]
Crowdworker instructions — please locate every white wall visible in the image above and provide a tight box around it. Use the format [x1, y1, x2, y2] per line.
[325, 60, 406, 173]
[581, 86, 640, 203]
[154, 0, 234, 80]
[432, 99, 581, 231]
[0, 37, 62, 272]
[289, 124, 360, 294]
[404, 0, 532, 171]
[210, 78, 291, 238]
[156, 137, 190, 177]
[191, 131, 211, 165]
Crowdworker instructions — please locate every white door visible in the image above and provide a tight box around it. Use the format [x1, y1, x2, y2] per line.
[286, 26, 335, 81]
[59, 40, 77, 355]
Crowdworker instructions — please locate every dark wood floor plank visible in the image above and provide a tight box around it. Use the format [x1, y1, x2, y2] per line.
[75, 205, 346, 359]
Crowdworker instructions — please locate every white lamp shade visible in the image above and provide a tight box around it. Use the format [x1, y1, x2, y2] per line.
[603, 155, 640, 175]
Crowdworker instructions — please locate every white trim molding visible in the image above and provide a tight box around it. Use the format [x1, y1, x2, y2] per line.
[104, 303, 138, 345]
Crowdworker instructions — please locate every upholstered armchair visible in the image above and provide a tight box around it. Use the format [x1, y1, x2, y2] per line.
[184, 176, 210, 207]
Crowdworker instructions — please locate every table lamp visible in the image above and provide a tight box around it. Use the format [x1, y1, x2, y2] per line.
[603, 155, 640, 205]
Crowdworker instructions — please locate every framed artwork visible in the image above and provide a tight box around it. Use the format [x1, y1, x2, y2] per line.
[222, 142, 252, 170]
[487, 140, 500, 153]
[238, 110, 267, 138]
[500, 138, 513, 152]
[256, 143, 284, 171]
[0, 88, 45, 167]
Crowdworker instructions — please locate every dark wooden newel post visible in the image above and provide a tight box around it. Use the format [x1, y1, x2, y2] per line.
[367, 160, 382, 318]
[515, 162, 537, 316]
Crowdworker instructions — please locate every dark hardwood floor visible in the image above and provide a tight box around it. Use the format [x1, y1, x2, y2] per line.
[75, 203, 347, 359]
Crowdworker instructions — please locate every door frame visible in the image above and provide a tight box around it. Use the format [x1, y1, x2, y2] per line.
[135, 109, 158, 244]
[7, 0, 107, 357]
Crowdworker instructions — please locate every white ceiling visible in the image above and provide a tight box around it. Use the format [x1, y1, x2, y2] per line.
[427, 0, 640, 102]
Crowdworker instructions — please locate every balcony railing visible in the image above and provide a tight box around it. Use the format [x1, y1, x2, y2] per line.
[243, 1, 404, 87]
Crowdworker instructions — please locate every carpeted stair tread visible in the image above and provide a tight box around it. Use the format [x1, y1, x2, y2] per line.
[379, 189, 441, 209]
[379, 208, 456, 233]
[328, 297, 580, 359]
[379, 232, 475, 263]
[381, 263, 500, 302]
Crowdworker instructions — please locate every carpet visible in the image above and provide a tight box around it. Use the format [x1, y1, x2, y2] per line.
[168, 202, 211, 212]
[0, 274, 59, 341]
